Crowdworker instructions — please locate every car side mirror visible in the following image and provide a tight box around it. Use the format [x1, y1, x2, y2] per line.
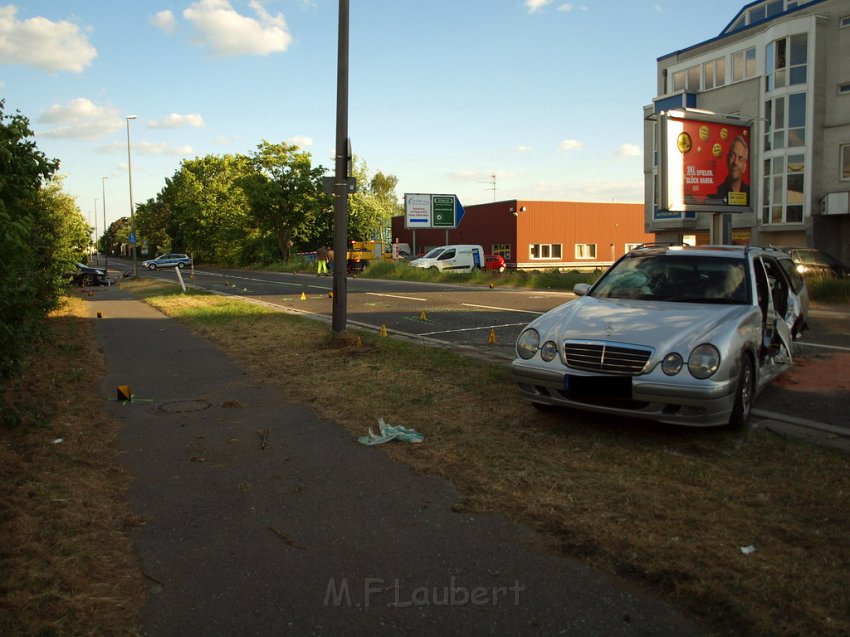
[574, 283, 591, 296]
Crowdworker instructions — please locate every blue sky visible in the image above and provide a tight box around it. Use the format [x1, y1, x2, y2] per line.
[2, 0, 749, 231]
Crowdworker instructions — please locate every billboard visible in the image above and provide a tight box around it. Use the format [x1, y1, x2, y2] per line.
[659, 110, 753, 213]
[404, 193, 465, 229]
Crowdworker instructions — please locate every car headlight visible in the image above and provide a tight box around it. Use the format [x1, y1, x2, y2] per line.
[516, 329, 540, 360]
[540, 341, 558, 362]
[661, 352, 683, 376]
[688, 344, 720, 379]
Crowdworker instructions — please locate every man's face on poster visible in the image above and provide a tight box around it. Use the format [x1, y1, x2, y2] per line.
[727, 138, 748, 184]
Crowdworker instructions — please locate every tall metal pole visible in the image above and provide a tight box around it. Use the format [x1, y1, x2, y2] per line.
[93, 198, 99, 265]
[126, 115, 138, 277]
[102, 176, 109, 271]
[331, 0, 349, 333]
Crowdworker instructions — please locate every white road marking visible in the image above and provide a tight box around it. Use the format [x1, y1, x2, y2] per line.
[462, 303, 543, 315]
[366, 292, 427, 302]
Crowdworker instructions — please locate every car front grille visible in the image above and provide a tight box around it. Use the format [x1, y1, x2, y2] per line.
[563, 341, 652, 375]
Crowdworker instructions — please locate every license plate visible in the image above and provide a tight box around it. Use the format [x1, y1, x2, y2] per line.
[564, 375, 632, 398]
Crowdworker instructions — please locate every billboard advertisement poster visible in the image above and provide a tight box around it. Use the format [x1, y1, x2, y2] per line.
[405, 193, 432, 227]
[660, 110, 753, 213]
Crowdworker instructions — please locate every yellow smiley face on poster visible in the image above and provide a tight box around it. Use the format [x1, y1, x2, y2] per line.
[699, 125, 709, 141]
[720, 128, 729, 140]
[712, 143, 723, 157]
[677, 132, 692, 154]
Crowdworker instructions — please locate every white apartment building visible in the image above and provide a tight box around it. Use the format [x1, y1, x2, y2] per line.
[644, 0, 850, 265]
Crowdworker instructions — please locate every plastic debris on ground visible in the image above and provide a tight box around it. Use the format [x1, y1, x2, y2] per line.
[740, 545, 756, 555]
[358, 417, 424, 446]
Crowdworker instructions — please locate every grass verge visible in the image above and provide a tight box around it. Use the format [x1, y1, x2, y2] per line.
[4, 279, 848, 636]
[130, 278, 849, 637]
[0, 296, 145, 637]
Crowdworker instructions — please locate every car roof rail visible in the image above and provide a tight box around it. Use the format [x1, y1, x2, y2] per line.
[629, 242, 692, 254]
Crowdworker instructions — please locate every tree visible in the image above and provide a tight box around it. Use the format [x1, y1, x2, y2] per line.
[0, 99, 66, 388]
[347, 159, 403, 242]
[135, 197, 173, 258]
[159, 154, 255, 264]
[242, 141, 331, 261]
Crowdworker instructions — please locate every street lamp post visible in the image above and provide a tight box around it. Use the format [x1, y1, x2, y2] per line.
[126, 115, 138, 277]
[93, 198, 99, 264]
[102, 176, 109, 271]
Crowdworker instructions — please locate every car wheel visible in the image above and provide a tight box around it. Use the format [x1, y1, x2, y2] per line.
[80, 273, 94, 287]
[177, 262, 185, 269]
[429, 266, 439, 273]
[148, 264, 157, 270]
[728, 354, 754, 428]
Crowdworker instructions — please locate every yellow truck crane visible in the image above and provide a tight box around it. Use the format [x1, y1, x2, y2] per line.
[346, 241, 411, 272]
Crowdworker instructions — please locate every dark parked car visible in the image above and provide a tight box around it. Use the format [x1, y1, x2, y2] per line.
[142, 253, 192, 270]
[67, 263, 109, 287]
[775, 247, 849, 277]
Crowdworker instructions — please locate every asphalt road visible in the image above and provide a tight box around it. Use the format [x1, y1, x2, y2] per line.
[104, 258, 850, 436]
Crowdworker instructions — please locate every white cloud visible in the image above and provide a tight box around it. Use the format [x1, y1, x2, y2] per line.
[515, 145, 533, 154]
[558, 3, 588, 12]
[134, 141, 194, 156]
[99, 140, 194, 156]
[559, 139, 583, 152]
[36, 98, 123, 139]
[0, 5, 96, 73]
[288, 135, 313, 148]
[617, 143, 641, 157]
[524, 0, 552, 13]
[147, 113, 205, 128]
[151, 10, 178, 34]
[183, 0, 293, 56]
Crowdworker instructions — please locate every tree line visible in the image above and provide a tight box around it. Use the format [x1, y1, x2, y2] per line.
[111, 141, 402, 265]
[0, 100, 91, 399]
[0, 100, 400, 401]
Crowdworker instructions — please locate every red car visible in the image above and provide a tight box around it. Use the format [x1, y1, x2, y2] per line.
[485, 254, 507, 272]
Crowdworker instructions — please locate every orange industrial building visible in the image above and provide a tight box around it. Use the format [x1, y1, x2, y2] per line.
[391, 200, 655, 270]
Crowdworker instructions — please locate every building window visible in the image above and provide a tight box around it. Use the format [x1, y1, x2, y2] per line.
[575, 244, 597, 259]
[842, 145, 850, 180]
[530, 244, 562, 260]
[766, 34, 807, 92]
[492, 243, 512, 261]
[672, 70, 685, 92]
[839, 82, 850, 96]
[686, 65, 700, 91]
[732, 47, 756, 82]
[840, 15, 850, 28]
[762, 153, 806, 224]
[624, 243, 642, 253]
[703, 57, 726, 89]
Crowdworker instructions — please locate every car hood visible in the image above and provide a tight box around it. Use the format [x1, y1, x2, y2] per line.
[530, 296, 753, 353]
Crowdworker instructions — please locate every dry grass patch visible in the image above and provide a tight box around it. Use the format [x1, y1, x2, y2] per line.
[19, 277, 847, 637]
[0, 296, 145, 637]
[130, 279, 850, 636]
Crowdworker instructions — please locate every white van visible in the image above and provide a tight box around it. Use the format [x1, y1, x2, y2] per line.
[409, 245, 485, 273]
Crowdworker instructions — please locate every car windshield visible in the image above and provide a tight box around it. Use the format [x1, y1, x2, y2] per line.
[590, 254, 750, 304]
[422, 248, 445, 259]
[797, 249, 839, 266]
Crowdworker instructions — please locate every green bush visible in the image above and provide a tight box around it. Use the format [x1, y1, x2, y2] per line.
[0, 101, 78, 397]
[804, 274, 850, 304]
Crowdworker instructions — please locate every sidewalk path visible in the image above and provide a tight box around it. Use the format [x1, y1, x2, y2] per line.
[88, 285, 706, 636]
